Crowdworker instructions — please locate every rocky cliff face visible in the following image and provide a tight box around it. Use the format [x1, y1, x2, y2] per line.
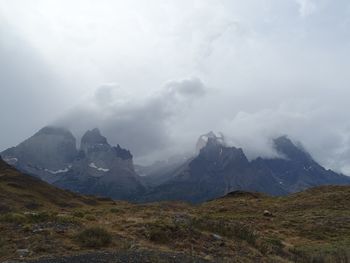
[55, 128, 145, 201]
[1, 126, 77, 183]
[252, 136, 350, 193]
[1, 127, 145, 201]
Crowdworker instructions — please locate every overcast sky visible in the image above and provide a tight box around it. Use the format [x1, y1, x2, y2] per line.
[1, 0, 350, 172]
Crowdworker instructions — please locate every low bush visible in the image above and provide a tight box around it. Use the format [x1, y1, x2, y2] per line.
[73, 211, 85, 218]
[84, 214, 96, 221]
[75, 227, 112, 248]
[26, 211, 51, 223]
[143, 219, 197, 244]
[193, 218, 258, 246]
[290, 245, 350, 263]
[0, 237, 6, 257]
[259, 237, 285, 255]
[110, 208, 121, 213]
[0, 213, 26, 224]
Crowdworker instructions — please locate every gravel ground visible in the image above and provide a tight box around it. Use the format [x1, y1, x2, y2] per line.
[22, 251, 212, 263]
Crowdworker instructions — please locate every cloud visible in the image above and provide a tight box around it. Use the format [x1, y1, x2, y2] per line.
[94, 83, 120, 106]
[0, 21, 74, 149]
[55, 77, 207, 160]
[220, 100, 350, 175]
[295, 0, 317, 17]
[2, 0, 350, 174]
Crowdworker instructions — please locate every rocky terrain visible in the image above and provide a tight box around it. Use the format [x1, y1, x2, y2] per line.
[1, 158, 350, 262]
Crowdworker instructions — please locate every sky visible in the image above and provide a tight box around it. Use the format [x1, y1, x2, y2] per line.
[1, 0, 350, 172]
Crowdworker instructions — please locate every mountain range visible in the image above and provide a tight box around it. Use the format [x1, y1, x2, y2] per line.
[1, 127, 144, 201]
[142, 133, 350, 203]
[2, 127, 350, 203]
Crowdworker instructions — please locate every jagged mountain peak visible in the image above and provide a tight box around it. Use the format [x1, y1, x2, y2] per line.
[34, 126, 75, 140]
[196, 131, 225, 153]
[273, 135, 313, 163]
[113, 144, 133, 160]
[81, 128, 108, 145]
[198, 138, 249, 168]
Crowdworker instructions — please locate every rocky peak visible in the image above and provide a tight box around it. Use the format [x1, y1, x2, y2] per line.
[113, 144, 133, 160]
[81, 128, 108, 145]
[80, 128, 109, 155]
[34, 126, 75, 140]
[196, 131, 225, 153]
[1, 126, 78, 180]
[273, 136, 313, 163]
[198, 138, 248, 166]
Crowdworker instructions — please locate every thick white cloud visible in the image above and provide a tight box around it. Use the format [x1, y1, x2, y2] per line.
[55, 77, 207, 162]
[295, 0, 317, 17]
[1, 0, 350, 173]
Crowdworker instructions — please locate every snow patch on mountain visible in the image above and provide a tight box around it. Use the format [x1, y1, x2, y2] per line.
[3, 157, 18, 165]
[44, 166, 71, 174]
[89, 162, 110, 172]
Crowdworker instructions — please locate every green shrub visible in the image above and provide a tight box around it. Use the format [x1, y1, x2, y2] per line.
[26, 212, 51, 223]
[143, 219, 198, 244]
[0, 237, 5, 248]
[73, 211, 85, 218]
[110, 208, 120, 213]
[0, 237, 6, 257]
[0, 213, 26, 224]
[290, 246, 350, 263]
[193, 218, 258, 246]
[56, 215, 78, 224]
[75, 227, 112, 248]
[84, 214, 96, 221]
[259, 237, 285, 255]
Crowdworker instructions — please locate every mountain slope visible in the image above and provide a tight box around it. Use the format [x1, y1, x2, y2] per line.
[252, 136, 350, 193]
[142, 135, 350, 203]
[1, 127, 146, 201]
[0, 157, 100, 212]
[1, 126, 78, 183]
[54, 128, 145, 201]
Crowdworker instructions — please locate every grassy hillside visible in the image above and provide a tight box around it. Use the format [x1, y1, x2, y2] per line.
[0, 159, 349, 262]
[0, 159, 107, 211]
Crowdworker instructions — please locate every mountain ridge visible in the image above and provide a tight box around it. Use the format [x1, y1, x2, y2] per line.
[141, 133, 350, 203]
[1, 127, 145, 201]
[2, 127, 350, 203]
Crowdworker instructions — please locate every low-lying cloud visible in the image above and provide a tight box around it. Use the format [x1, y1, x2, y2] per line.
[55, 77, 207, 161]
[2, 0, 350, 174]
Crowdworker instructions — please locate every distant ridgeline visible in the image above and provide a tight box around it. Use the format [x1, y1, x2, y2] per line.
[2, 127, 350, 203]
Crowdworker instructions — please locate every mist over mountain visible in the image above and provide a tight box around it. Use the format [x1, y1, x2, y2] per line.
[141, 133, 350, 203]
[2, 1, 350, 174]
[3, 127, 349, 203]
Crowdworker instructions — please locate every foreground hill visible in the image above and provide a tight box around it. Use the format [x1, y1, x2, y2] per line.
[1, 158, 350, 262]
[0, 158, 103, 211]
